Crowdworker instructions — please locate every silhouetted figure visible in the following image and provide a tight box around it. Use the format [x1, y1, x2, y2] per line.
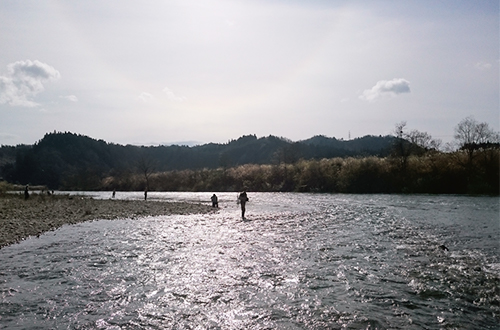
[24, 185, 29, 200]
[112, 189, 116, 198]
[439, 244, 449, 251]
[238, 191, 249, 219]
[211, 194, 218, 207]
[144, 188, 148, 201]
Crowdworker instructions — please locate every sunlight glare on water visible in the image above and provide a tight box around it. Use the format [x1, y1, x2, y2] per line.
[0, 193, 498, 329]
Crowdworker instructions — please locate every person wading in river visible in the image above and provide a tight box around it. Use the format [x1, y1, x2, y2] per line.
[211, 194, 218, 208]
[238, 191, 249, 219]
[24, 185, 29, 200]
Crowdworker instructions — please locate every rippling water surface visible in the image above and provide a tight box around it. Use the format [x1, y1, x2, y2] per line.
[1, 193, 498, 329]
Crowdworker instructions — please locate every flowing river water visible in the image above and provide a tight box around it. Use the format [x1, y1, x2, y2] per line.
[0, 192, 498, 329]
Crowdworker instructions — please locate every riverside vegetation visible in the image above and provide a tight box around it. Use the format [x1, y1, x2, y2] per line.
[105, 151, 499, 194]
[1, 117, 498, 195]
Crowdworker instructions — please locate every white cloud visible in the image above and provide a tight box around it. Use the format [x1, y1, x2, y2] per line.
[0, 60, 61, 107]
[360, 78, 411, 102]
[163, 87, 186, 102]
[137, 92, 154, 103]
[0, 60, 60, 107]
[474, 61, 492, 71]
[60, 95, 78, 102]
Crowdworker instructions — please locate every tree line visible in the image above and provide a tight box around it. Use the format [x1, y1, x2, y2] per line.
[0, 132, 395, 189]
[100, 149, 498, 195]
[1, 116, 498, 194]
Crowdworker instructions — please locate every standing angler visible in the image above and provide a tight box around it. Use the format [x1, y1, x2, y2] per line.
[211, 194, 218, 208]
[238, 191, 249, 219]
[24, 185, 29, 200]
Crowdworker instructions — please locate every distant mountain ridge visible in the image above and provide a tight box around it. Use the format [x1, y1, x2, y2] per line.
[0, 132, 397, 189]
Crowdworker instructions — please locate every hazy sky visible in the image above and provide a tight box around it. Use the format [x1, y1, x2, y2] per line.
[0, 0, 498, 146]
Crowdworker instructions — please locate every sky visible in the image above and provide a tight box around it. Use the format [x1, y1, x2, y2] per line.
[0, 0, 498, 146]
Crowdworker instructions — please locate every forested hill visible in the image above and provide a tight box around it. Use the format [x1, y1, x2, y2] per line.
[0, 132, 396, 189]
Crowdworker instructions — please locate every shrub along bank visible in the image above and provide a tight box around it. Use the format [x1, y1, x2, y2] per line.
[99, 149, 499, 195]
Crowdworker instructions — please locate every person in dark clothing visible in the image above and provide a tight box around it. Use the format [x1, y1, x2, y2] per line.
[24, 185, 29, 200]
[211, 194, 218, 207]
[238, 191, 249, 219]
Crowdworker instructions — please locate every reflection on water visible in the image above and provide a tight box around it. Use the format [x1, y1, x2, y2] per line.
[1, 193, 498, 329]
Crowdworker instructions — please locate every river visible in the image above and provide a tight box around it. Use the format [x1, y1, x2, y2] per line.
[0, 193, 498, 329]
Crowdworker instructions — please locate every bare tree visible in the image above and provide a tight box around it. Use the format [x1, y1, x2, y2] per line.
[454, 116, 498, 165]
[392, 121, 412, 171]
[407, 130, 442, 151]
[136, 152, 156, 192]
[393, 121, 442, 171]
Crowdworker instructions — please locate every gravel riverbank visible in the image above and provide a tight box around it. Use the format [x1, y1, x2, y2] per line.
[0, 193, 214, 248]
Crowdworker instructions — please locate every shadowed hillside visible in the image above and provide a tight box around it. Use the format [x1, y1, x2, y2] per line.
[0, 132, 395, 189]
[1, 124, 498, 195]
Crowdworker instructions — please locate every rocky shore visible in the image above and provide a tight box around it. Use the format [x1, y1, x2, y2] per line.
[0, 193, 214, 248]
